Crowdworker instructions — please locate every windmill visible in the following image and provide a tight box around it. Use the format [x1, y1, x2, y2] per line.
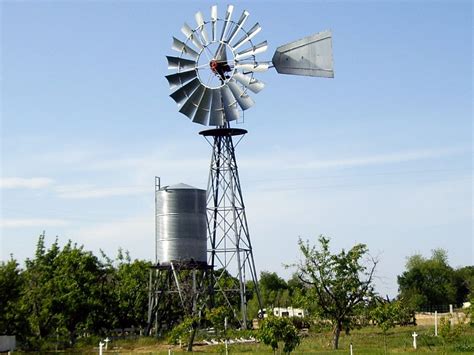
[164, 4, 334, 329]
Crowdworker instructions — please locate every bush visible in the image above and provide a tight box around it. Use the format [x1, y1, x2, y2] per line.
[167, 316, 197, 345]
[258, 316, 300, 354]
[439, 316, 465, 343]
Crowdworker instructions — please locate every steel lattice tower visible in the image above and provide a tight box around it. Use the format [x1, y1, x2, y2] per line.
[200, 127, 262, 328]
[164, 3, 334, 332]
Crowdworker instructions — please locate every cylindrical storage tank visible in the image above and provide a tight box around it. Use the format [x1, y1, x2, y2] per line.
[156, 183, 207, 264]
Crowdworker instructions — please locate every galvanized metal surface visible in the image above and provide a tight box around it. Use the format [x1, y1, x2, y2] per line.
[167, 5, 268, 126]
[156, 184, 207, 264]
[272, 30, 334, 78]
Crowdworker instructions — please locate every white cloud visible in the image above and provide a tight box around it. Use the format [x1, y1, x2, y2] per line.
[72, 216, 153, 259]
[240, 146, 470, 171]
[0, 177, 55, 189]
[0, 218, 69, 228]
[298, 147, 468, 170]
[55, 184, 149, 199]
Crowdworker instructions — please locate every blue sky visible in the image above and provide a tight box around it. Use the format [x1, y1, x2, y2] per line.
[1, 0, 472, 298]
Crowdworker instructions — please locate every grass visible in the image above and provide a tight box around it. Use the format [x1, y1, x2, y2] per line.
[25, 324, 474, 354]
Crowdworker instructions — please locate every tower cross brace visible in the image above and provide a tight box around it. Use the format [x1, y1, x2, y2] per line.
[201, 127, 263, 328]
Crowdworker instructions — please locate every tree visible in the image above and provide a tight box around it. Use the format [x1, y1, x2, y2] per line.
[112, 250, 151, 330]
[258, 316, 300, 354]
[453, 266, 474, 305]
[398, 249, 458, 310]
[21, 234, 109, 347]
[22, 235, 62, 343]
[370, 301, 399, 354]
[0, 258, 28, 337]
[259, 271, 290, 308]
[294, 235, 377, 349]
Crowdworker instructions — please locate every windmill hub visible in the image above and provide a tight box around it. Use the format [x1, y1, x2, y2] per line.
[196, 41, 235, 89]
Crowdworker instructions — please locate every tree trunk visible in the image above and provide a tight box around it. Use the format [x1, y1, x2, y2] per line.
[187, 325, 197, 352]
[333, 322, 342, 349]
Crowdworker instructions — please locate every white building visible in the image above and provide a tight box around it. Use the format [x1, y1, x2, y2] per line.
[273, 307, 307, 318]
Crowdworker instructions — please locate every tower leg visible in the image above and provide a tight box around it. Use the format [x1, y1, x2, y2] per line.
[200, 127, 263, 329]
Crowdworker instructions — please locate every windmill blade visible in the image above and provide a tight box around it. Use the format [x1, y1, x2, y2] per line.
[211, 5, 218, 41]
[234, 41, 268, 61]
[209, 89, 225, 126]
[234, 61, 270, 73]
[165, 70, 197, 90]
[233, 23, 261, 50]
[195, 11, 210, 45]
[170, 78, 200, 105]
[166, 56, 196, 71]
[228, 80, 255, 111]
[172, 37, 199, 60]
[272, 30, 334, 78]
[227, 10, 249, 44]
[220, 4, 234, 42]
[179, 84, 206, 119]
[181, 23, 204, 51]
[233, 72, 265, 93]
[192, 87, 212, 125]
[221, 85, 240, 122]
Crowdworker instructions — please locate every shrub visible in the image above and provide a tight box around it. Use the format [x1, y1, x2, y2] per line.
[258, 316, 300, 354]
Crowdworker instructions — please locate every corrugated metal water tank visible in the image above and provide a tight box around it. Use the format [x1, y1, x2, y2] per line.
[156, 183, 207, 264]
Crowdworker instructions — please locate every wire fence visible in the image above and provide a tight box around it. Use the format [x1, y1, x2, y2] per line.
[417, 304, 463, 313]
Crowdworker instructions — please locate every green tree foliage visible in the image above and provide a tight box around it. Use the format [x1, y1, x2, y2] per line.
[438, 316, 465, 344]
[167, 316, 197, 345]
[205, 306, 233, 335]
[454, 266, 474, 304]
[5, 234, 152, 349]
[0, 258, 28, 336]
[371, 302, 398, 334]
[22, 236, 109, 346]
[258, 316, 301, 354]
[22, 236, 63, 342]
[213, 268, 241, 310]
[112, 249, 151, 329]
[294, 235, 377, 349]
[397, 249, 471, 310]
[259, 271, 290, 308]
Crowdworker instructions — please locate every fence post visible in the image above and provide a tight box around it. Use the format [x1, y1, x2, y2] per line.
[434, 311, 438, 336]
[449, 304, 454, 327]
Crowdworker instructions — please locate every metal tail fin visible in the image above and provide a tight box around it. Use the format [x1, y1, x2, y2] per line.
[272, 30, 334, 78]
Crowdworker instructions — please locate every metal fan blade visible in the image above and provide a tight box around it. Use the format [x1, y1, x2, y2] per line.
[195, 11, 210, 45]
[233, 23, 261, 50]
[233, 72, 265, 93]
[211, 5, 218, 42]
[170, 78, 200, 105]
[220, 4, 234, 42]
[181, 23, 204, 51]
[165, 70, 197, 91]
[228, 80, 255, 111]
[172, 37, 199, 60]
[221, 85, 240, 122]
[179, 84, 206, 119]
[209, 89, 225, 126]
[272, 30, 334, 78]
[192, 87, 212, 125]
[227, 10, 249, 44]
[166, 56, 196, 71]
[234, 61, 270, 73]
[234, 41, 268, 61]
